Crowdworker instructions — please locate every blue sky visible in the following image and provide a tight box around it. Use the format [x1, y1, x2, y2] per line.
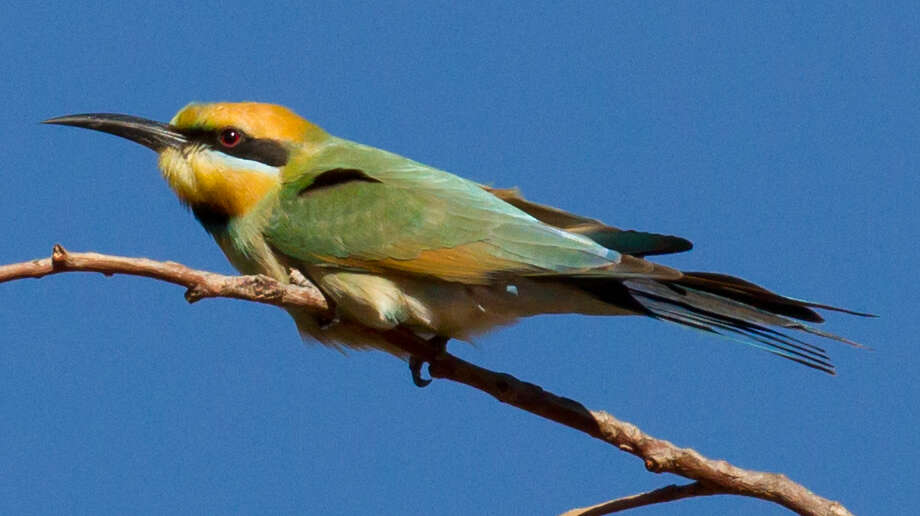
[1, 2, 917, 514]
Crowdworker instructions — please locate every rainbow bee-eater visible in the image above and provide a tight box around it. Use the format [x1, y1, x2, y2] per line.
[45, 102, 869, 380]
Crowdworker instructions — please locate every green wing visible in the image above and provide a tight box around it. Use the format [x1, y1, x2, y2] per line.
[265, 138, 675, 283]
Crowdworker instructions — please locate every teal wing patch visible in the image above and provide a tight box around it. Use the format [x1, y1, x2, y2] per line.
[581, 229, 692, 257]
[483, 186, 693, 257]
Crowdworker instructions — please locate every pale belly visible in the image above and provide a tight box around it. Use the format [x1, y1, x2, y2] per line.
[213, 234, 632, 353]
[294, 268, 632, 351]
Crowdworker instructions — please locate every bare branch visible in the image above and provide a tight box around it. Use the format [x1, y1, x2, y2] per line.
[559, 482, 725, 515]
[0, 246, 854, 516]
[1, 244, 332, 314]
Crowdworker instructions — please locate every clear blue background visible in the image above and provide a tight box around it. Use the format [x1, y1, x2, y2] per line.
[1, 2, 917, 515]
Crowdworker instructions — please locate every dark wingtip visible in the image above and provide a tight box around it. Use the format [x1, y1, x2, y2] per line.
[805, 303, 878, 318]
[588, 229, 694, 257]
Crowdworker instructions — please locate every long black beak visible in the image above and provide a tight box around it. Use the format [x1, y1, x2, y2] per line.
[43, 113, 187, 151]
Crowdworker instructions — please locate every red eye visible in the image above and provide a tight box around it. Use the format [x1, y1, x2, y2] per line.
[218, 128, 242, 148]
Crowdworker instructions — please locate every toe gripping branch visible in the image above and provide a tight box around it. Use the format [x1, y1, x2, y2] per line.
[375, 328, 448, 388]
[408, 336, 449, 387]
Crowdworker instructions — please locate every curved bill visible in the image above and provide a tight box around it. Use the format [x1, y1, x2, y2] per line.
[43, 113, 187, 151]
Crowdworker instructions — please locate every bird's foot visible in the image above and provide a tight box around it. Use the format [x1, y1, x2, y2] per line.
[409, 336, 448, 388]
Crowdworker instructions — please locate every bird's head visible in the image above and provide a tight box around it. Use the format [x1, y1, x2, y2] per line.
[45, 102, 328, 225]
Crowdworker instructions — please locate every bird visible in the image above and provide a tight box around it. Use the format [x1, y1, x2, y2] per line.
[44, 102, 870, 381]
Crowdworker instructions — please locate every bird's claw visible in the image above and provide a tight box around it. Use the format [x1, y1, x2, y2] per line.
[408, 336, 448, 388]
[409, 356, 432, 387]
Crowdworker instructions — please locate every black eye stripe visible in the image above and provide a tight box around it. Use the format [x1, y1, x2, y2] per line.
[180, 128, 290, 167]
[224, 138, 289, 167]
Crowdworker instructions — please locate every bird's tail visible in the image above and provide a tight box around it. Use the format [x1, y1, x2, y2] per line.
[619, 272, 873, 374]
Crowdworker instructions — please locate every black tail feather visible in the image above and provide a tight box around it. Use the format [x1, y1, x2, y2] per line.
[631, 287, 837, 374]
[622, 274, 870, 375]
[679, 272, 877, 321]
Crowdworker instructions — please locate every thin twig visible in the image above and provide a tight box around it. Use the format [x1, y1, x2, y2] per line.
[559, 482, 726, 515]
[0, 246, 854, 516]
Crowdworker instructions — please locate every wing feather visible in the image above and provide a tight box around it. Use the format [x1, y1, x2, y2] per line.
[266, 138, 677, 283]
